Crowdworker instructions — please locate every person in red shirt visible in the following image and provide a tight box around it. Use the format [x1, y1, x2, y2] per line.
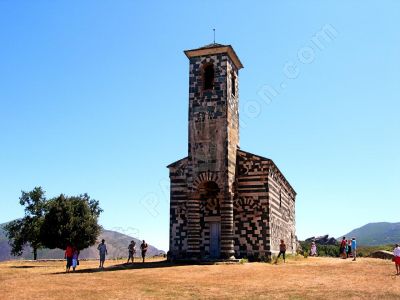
[275, 240, 287, 264]
[339, 237, 347, 259]
[64, 244, 74, 273]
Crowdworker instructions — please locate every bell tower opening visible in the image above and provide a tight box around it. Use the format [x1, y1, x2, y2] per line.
[231, 71, 236, 96]
[203, 63, 214, 90]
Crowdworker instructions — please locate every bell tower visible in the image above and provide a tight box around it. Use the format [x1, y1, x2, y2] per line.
[184, 43, 243, 258]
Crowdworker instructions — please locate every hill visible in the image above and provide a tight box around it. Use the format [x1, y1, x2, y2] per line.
[0, 222, 164, 261]
[341, 222, 400, 246]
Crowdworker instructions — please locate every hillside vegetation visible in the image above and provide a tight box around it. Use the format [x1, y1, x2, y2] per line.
[342, 222, 400, 246]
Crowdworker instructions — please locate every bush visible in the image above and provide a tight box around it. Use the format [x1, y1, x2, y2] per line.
[357, 244, 394, 257]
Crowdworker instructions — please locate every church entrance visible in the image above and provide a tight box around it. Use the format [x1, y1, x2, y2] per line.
[197, 180, 221, 259]
[209, 222, 221, 258]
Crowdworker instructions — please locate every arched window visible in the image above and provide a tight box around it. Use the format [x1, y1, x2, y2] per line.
[203, 64, 214, 90]
[198, 181, 220, 198]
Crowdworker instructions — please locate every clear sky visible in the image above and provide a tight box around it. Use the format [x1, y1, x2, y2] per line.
[0, 1, 399, 251]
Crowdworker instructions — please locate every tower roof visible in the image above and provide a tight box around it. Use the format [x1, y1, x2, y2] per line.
[184, 43, 244, 70]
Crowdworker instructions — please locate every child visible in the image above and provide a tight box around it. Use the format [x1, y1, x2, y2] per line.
[393, 244, 400, 275]
[72, 247, 79, 272]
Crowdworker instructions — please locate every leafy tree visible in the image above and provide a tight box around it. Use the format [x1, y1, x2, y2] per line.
[40, 193, 103, 250]
[4, 187, 47, 260]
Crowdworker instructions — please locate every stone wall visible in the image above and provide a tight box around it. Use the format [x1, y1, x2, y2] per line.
[168, 158, 189, 259]
[234, 150, 270, 258]
[234, 150, 296, 257]
[268, 163, 296, 254]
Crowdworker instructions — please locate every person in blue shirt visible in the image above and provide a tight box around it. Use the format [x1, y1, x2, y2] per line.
[351, 237, 357, 261]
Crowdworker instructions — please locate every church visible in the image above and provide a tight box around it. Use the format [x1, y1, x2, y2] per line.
[168, 43, 296, 260]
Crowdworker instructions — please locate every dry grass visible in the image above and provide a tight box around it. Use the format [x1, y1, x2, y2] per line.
[0, 257, 399, 299]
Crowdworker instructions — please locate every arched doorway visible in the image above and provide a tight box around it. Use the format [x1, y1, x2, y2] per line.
[198, 181, 221, 258]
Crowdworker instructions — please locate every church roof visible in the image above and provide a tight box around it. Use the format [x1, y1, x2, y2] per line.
[195, 43, 226, 49]
[166, 156, 188, 168]
[184, 43, 244, 70]
[237, 149, 297, 197]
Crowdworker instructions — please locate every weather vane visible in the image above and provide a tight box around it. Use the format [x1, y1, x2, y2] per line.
[213, 28, 215, 44]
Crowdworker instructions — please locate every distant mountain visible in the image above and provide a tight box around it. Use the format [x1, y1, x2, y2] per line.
[341, 222, 400, 246]
[0, 221, 165, 261]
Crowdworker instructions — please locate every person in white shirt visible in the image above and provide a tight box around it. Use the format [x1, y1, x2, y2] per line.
[310, 242, 317, 256]
[97, 239, 108, 269]
[393, 244, 400, 275]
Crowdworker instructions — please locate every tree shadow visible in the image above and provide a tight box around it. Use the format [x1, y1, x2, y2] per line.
[50, 260, 185, 274]
[10, 265, 47, 269]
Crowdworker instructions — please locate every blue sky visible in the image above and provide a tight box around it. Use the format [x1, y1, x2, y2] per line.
[0, 1, 399, 251]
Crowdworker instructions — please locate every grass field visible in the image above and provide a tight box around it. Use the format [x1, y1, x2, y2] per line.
[1, 257, 399, 299]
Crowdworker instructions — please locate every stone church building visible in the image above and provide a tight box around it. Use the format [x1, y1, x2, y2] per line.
[168, 43, 296, 260]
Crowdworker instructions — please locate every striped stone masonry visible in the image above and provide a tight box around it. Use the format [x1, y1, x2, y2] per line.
[167, 44, 296, 261]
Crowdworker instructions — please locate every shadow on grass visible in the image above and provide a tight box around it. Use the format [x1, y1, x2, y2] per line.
[10, 265, 48, 269]
[51, 261, 183, 275]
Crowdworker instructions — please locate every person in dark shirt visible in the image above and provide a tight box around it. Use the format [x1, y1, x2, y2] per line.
[140, 240, 148, 263]
[127, 240, 136, 264]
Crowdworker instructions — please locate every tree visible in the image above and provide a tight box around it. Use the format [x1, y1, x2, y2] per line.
[4, 187, 47, 260]
[40, 193, 103, 250]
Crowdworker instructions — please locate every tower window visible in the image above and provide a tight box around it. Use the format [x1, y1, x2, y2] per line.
[231, 72, 236, 96]
[203, 64, 214, 90]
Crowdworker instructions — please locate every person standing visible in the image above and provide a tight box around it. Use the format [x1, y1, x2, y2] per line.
[310, 242, 317, 256]
[275, 240, 287, 263]
[140, 240, 148, 263]
[127, 240, 136, 264]
[64, 244, 74, 273]
[347, 239, 352, 258]
[72, 247, 80, 272]
[351, 237, 357, 261]
[340, 237, 347, 259]
[97, 239, 108, 269]
[393, 244, 400, 275]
